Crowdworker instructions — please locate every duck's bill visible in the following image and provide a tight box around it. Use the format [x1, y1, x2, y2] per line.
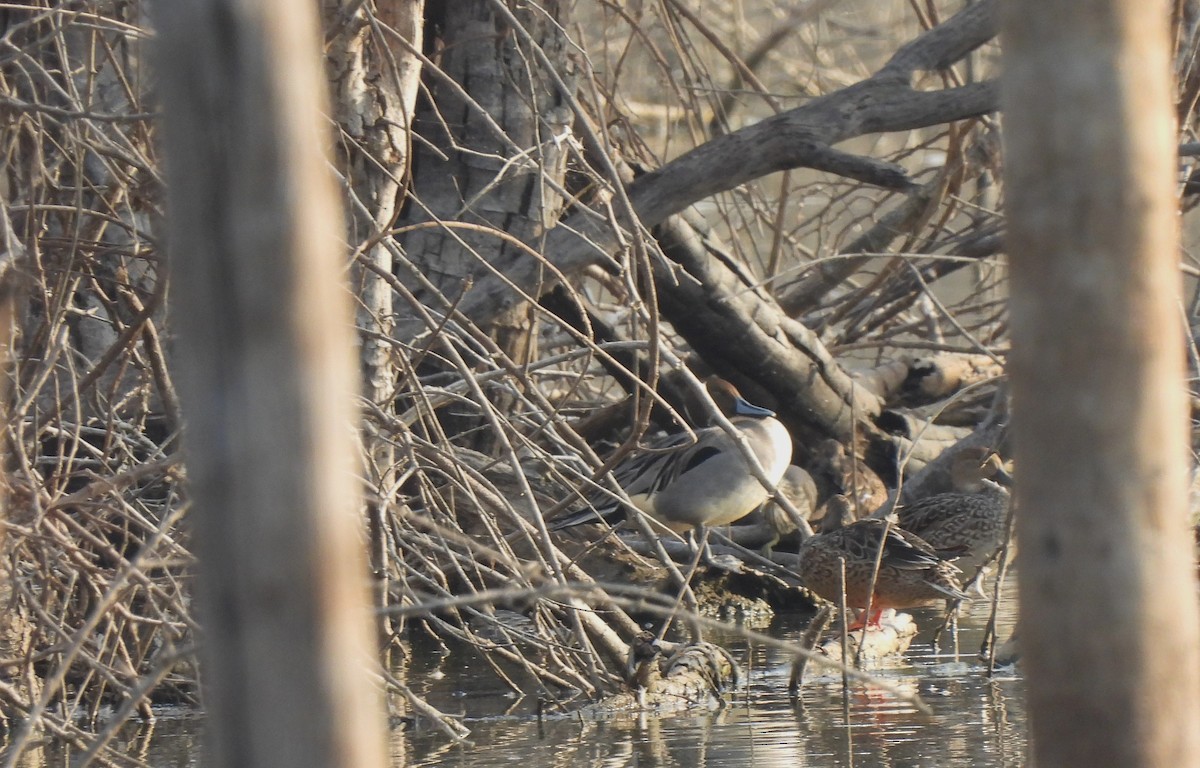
[733, 397, 775, 418]
[993, 463, 1015, 488]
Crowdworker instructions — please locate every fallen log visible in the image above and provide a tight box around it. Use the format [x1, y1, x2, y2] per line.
[817, 611, 919, 665]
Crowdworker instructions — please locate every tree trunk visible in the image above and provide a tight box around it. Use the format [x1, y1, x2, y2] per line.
[1003, 1, 1200, 765]
[397, 0, 577, 449]
[396, 0, 999, 343]
[0, 195, 30, 704]
[401, 0, 576, 308]
[156, 1, 387, 766]
[323, 0, 425, 646]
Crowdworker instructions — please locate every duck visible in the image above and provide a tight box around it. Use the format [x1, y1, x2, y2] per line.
[810, 438, 889, 524]
[795, 495, 969, 628]
[895, 446, 1013, 581]
[549, 377, 793, 554]
[741, 464, 819, 553]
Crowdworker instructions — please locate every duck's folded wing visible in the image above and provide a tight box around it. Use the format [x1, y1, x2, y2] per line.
[617, 444, 721, 496]
[547, 430, 724, 530]
[834, 520, 945, 570]
[896, 494, 963, 533]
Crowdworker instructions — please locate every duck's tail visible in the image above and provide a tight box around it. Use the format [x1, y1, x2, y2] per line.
[546, 504, 622, 531]
[927, 564, 971, 602]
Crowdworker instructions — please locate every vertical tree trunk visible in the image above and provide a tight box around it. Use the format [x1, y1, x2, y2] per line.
[402, 0, 575, 304]
[0, 197, 27, 701]
[398, 0, 576, 449]
[156, 2, 387, 767]
[1004, 1, 1200, 766]
[323, 0, 425, 644]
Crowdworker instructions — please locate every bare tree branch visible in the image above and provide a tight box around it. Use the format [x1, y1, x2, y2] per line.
[408, 0, 999, 338]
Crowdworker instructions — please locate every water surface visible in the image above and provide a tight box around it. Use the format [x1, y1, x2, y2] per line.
[404, 588, 1025, 768]
[19, 582, 1023, 767]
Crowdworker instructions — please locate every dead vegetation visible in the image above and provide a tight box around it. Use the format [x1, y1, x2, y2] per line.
[1, 0, 1198, 762]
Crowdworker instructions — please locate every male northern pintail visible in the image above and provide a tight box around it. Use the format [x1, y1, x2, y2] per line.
[896, 446, 1013, 582]
[550, 377, 793, 545]
[795, 495, 968, 628]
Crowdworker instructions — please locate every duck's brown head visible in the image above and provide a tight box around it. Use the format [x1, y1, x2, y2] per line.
[950, 446, 1013, 489]
[705, 376, 775, 420]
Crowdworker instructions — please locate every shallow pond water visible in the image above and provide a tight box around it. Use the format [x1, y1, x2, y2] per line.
[18, 582, 1023, 767]
[403, 588, 1025, 768]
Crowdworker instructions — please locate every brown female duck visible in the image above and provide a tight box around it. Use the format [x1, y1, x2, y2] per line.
[810, 438, 888, 523]
[796, 495, 968, 628]
[896, 446, 1013, 579]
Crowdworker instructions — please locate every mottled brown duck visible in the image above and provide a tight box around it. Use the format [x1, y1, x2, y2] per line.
[742, 464, 818, 553]
[796, 495, 968, 628]
[896, 446, 1013, 580]
[810, 438, 888, 523]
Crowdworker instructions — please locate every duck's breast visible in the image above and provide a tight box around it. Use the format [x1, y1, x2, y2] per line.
[652, 418, 791, 529]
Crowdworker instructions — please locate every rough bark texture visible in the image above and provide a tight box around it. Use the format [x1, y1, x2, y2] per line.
[397, 0, 999, 341]
[325, 0, 421, 409]
[395, 0, 578, 454]
[1004, 0, 1200, 765]
[399, 0, 576, 322]
[323, 0, 425, 638]
[156, 1, 387, 766]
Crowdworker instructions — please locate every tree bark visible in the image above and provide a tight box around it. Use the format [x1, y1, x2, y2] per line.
[1004, 1, 1200, 765]
[156, 2, 387, 767]
[397, 0, 1000, 341]
[397, 0, 577, 449]
[398, 0, 576, 315]
[323, 0, 425, 643]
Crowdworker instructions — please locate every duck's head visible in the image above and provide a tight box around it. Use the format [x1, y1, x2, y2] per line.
[815, 438, 848, 463]
[989, 455, 1015, 488]
[705, 376, 775, 419]
[819, 494, 854, 533]
[950, 446, 1013, 489]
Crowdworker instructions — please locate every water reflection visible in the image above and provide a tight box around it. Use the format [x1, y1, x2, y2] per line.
[406, 589, 1025, 768]
[405, 664, 1025, 768]
[15, 716, 203, 768]
[13, 585, 1024, 767]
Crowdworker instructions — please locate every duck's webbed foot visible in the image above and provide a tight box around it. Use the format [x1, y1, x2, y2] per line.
[845, 608, 886, 631]
[704, 552, 744, 572]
